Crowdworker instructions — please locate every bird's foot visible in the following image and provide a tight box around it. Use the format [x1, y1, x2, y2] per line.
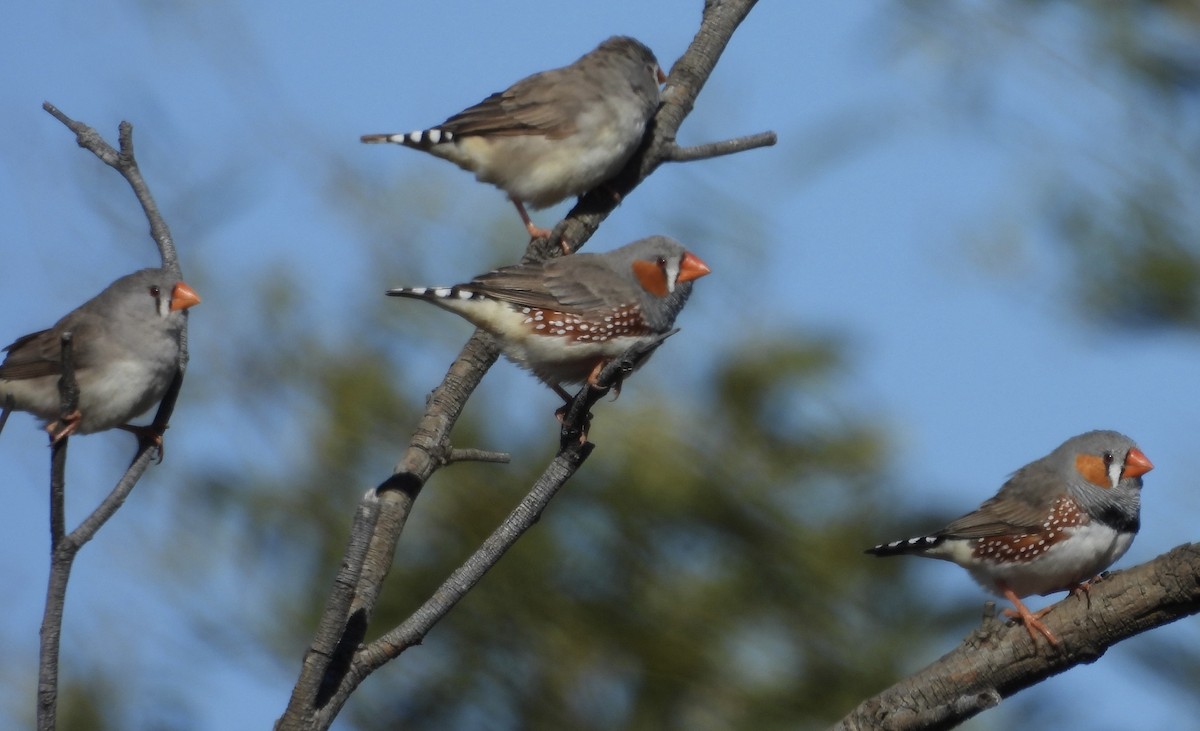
[585, 360, 622, 400]
[1001, 588, 1060, 646]
[118, 423, 166, 463]
[1066, 576, 1104, 609]
[552, 384, 594, 445]
[511, 197, 568, 253]
[47, 410, 82, 445]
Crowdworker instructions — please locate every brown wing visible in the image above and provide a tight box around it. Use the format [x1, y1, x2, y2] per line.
[939, 462, 1060, 538]
[0, 312, 105, 381]
[0, 329, 62, 380]
[465, 255, 631, 313]
[439, 68, 590, 140]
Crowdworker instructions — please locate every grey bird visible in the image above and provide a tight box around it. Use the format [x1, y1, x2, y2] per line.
[0, 268, 201, 444]
[362, 36, 666, 241]
[387, 235, 709, 397]
[867, 430, 1153, 645]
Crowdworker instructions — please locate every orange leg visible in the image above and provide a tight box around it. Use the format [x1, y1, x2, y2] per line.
[510, 198, 554, 240]
[1000, 587, 1059, 645]
[46, 410, 82, 445]
[1066, 575, 1105, 609]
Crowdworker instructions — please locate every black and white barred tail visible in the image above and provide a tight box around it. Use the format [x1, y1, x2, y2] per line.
[386, 285, 483, 302]
[865, 535, 945, 557]
[360, 128, 456, 149]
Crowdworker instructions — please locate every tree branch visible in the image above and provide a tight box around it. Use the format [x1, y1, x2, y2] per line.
[831, 543, 1200, 731]
[36, 106, 192, 730]
[443, 447, 512, 465]
[302, 441, 595, 726]
[42, 102, 181, 278]
[37, 333, 79, 731]
[662, 131, 777, 163]
[278, 2, 764, 728]
[558, 328, 678, 447]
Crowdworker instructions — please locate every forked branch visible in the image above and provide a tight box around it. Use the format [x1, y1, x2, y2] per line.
[278, 1, 766, 728]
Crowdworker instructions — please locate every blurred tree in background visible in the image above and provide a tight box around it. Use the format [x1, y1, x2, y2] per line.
[896, 0, 1200, 331]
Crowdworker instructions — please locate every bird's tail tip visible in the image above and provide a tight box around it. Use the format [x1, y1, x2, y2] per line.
[360, 129, 454, 147]
[865, 535, 942, 557]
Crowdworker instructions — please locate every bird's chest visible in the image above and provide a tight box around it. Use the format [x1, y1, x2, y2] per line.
[74, 350, 176, 432]
[968, 522, 1134, 597]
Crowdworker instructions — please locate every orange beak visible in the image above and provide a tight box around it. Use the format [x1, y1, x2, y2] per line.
[677, 252, 712, 283]
[1123, 447, 1154, 479]
[656, 66, 668, 84]
[170, 281, 202, 311]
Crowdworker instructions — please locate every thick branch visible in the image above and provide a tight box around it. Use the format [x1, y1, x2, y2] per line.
[279, 3, 763, 727]
[543, 0, 764, 257]
[297, 441, 596, 725]
[832, 543, 1200, 731]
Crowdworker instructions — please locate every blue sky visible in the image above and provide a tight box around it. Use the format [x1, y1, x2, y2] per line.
[2, 1, 1197, 728]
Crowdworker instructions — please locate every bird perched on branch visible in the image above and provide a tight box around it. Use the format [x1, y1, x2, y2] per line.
[866, 430, 1153, 645]
[361, 36, 666, 242]
[0, 268, 200, 445]
[387, 235, 709, 400]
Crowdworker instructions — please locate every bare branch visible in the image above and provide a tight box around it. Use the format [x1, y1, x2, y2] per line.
[558, 328, 678, 447]
[541, 0, 763, 257]
[444, 447, 512, 465]
[314, 442, 594, 725]
[831, 543, 1200, 731]
[279, 2, 763, 727]
[36, 106, 192, 731]
[38, 332, 80, 731]
[42, 102, 181, 277]
[663, 130, 777, 162]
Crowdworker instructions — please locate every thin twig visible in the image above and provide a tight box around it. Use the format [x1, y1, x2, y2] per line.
[35, 105, 191, 731]
[38, 332, 79, 731]
[559, 329, 679, 448]
[444, 448, 512, 465]
[41, 102, 180, 276]
[325, 441, 594, 723]
[663, 131, 777, 163]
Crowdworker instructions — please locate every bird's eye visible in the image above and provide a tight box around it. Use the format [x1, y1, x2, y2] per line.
[1102, 451, 1114, 466]
[149, 285, 161, 298]
[656, 256, 667, 269]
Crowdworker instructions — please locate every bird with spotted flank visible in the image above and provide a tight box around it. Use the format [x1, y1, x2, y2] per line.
[361, 36, 666, 243]
[866, 430, 1153, 645]
[386, 235, 709, 401]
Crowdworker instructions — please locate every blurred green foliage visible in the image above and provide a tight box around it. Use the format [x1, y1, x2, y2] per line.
[900, 0, 1200, 333]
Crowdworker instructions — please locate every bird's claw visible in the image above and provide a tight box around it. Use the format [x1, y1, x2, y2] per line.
[47, 410, 82, 445]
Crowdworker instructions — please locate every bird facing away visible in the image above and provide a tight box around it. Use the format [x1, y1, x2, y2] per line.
[0, 268, 201, 444]
[361, 36, 666, 240]
[866, 430, 1153, 645]
[387, 235, 709, 398]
